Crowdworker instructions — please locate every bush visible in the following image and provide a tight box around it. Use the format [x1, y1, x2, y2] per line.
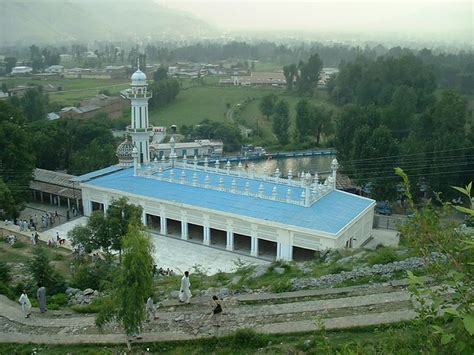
[231, 328, 267, 348]
[271, 280, 293, 293]
[28, 247, 66, 294]
[0, 262, 11, 283]
[11, 241, 26, 249]
[51, 293, 68, 306]
[327, 263, 352, 274]
[367, 247, 399, 266]
[0, 282, 14, 299]
[48, 303, 60, 310]
[72, 297, 112, 314]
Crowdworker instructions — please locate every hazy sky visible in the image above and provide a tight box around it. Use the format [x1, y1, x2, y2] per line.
[158, 0, 472, 40]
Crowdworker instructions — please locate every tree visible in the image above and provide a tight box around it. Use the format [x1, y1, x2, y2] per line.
[96, 222, 154, 337]
[283, 63, 298, 91]
[310, 104, 333, 145]
[20, 87, 48, 121]
[153, 66, 168, 81]
[4, 57, 16, 74]
[68, 198, 143, 261]
[28, 247, 66, 294]
[397, 170, 474, 353]
[295, 99, 311, 140]
[297, 53, 323, 96]
[0, 101, 35, 218]
[29, 45, 44, 72]
[272, 99, 290, 145]
[259, 94, 277, 120]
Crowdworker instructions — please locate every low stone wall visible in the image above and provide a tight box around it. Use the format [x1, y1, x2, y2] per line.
[291, 252, 444, 291]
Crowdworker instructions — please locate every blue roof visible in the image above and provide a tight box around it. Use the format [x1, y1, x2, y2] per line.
[83, 167, 374, 235]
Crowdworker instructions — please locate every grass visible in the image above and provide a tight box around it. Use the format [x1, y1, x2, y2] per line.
[0, 232, 74, 280]
[0, 322, 462, 354]
[0, 77, 129, 106]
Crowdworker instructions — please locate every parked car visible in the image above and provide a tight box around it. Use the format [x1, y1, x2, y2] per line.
[375, 202, 393, 216]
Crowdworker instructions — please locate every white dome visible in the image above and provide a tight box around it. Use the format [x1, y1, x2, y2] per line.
[131, 69, 147, 86]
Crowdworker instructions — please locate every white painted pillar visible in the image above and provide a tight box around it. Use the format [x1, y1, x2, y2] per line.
[277, 242, 293, 261]
[142, 211, 147, 226]
[160, 215, 167, 235]
[181, 212, 188, 240]
[203, 225, 210, 245]
[40, 191, 44, 203]
[57, 196, 61, 207]
[103, 201, 109, 214]
[50, 194, 53, 204]
[67, 198, 71, 210]
[226, 229, 234, 251]
[83, 199, 92, 217]
[250, 226, 258, 257]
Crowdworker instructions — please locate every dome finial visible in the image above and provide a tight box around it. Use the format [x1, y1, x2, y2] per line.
[137, 57, 140, 71]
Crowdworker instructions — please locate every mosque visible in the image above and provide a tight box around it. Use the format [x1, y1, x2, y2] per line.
[75, 65, 375, 261]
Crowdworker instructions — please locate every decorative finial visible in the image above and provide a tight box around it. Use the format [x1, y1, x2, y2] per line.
[137, 57, 140, 71]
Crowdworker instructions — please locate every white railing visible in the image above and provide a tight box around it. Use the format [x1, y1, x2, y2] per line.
[135, 160, 333, 207]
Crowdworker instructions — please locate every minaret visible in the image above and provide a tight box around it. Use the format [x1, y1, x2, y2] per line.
[124, 59, 153, 164]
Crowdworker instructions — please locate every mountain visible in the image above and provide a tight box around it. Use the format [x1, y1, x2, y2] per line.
[0, 0, 214, 45]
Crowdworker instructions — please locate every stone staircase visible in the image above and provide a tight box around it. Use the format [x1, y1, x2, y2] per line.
[0, 279, 420, 344]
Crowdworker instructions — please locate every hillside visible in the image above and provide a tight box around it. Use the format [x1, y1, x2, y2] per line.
[0, 0, 213, 45]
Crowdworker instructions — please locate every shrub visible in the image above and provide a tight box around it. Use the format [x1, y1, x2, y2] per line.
[0, 282, 14, 299]
[271, 280, 292, 293]
[367, 247, 399, 266]
[0, 262, 11, 283]
[28, 247, 66, 294]
[71, 264, 101, 290]
[232, 328, 267, 348]
[72, 296, 112, 314]
[11, 241, 26, 249]
[327, 263, 352, 274]
[48, 303, 60, 310]
[51, 293, 68, 307]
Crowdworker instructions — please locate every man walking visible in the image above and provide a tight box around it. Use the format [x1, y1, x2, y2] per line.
[146, 295, 157, 321]
[37, 284, 47, 313]
[19, 289, 32, 318]
[179, 271, 192, 304]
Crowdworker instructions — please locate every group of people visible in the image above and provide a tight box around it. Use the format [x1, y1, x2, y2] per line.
[30, 232, 40, 245]
[18, 284, 47, 318]
[156, 266, 175, 277]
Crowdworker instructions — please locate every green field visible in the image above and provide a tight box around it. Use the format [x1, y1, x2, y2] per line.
[151, 85, 275, 127]
[0, 77, 129, 106]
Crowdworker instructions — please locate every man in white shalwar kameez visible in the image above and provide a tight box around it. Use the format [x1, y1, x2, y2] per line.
[19, 289, 31, 318]
[179, 271, 192, 304]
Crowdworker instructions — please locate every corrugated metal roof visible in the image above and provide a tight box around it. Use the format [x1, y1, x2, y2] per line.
[72, 165, 123, 182]
[83, 167, 375, 235]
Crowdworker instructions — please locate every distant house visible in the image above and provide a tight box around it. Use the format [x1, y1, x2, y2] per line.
[80, 94, 125, 119]
[47, 112, 60, 121]
[221, 72, 286, 87]
[59, 94, 125, 120]
[11, 66, 33, 75]
[45, 65, 64, 73]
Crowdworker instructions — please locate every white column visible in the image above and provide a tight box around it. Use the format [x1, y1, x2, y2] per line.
[250, 226, 258, 257]
[203, 225, 210, 245]
[160, 215, 167, 235]
[83, 199, 92, 217]
[226, 220, 234, 251]
[277, 242, 293, 261]
[67, 198, 71, 210]
[142, 211, 147, 226]
[181, 212, 188, 240]
[57, 196, 61, 207]
[50, 194, 53, 204]
[40, 191, 44, 202]
[103, 201, 109, 214]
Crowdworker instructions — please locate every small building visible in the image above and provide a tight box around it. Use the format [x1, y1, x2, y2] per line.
[224, 72, 286, 87]
[80, 94, 125, 119]
[149, 139, 224, 159]
[45, 65, 64, 74]
[11, 66, 33, 75]
[30, 168, 82, 211]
